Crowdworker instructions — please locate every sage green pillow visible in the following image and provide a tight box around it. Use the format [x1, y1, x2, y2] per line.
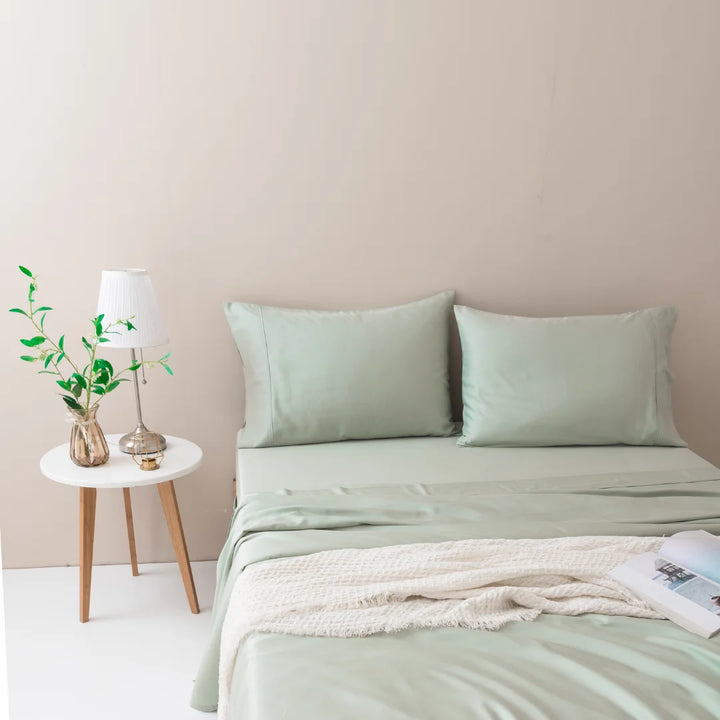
[455, 305, 686, 448]
[226, 292, 455, 447]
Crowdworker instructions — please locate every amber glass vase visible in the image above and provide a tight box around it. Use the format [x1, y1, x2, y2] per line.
[69, 405, 110, 467]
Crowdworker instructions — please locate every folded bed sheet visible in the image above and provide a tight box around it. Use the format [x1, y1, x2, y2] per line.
[235, 436, 715, 495]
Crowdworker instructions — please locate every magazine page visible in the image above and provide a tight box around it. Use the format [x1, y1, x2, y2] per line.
[610, 552, 720, 637]
[645, 557, 720, 618]
[659, 530, 720, 590]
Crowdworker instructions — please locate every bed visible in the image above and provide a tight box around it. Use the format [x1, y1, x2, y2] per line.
[195, 296, 720, 717]
[191, 437, 720, 719]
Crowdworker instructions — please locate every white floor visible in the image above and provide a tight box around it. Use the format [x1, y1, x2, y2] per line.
[3, 561, 218, 720]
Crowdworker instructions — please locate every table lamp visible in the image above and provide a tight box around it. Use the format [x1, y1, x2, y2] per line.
[96, 269, 169, 454]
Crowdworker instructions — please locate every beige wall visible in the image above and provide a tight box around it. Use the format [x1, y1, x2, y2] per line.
[2, 1, 720, 568]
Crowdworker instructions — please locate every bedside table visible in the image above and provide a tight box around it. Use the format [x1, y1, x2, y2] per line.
[40, 434, 202, 622]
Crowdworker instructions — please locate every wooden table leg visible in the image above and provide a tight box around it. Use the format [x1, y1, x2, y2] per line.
[122, 488, 139, 577]
[157, 480, 199, 613]
[79, 487, 97, 623]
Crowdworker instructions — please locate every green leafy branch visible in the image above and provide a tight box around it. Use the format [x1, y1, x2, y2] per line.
[10, 266, 172, 418]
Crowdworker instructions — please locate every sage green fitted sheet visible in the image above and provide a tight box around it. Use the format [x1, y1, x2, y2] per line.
[191, 468, 720, 718]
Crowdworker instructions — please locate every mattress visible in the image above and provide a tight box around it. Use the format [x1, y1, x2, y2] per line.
[236, 435, 715, 495]
[192, 440, 720, 718]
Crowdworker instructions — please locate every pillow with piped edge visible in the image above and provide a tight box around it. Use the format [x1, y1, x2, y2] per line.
[225, 291, 456, 447]
[455, 305, 685, 448]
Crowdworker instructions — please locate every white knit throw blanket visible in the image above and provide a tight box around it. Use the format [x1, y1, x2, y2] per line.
[218, 536, 664, 718]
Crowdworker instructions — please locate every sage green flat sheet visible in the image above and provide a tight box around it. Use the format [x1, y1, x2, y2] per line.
[191, 468, 720, 718]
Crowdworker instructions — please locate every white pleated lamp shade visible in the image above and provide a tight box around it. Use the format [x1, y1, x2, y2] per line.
[96, 269, 169, 349]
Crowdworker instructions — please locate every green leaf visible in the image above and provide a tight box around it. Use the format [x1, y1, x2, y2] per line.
[81, 336, 92, 351]
[38, 370, 59, 375]
[129, 363, 141, 372]
[20, 336, 45, 347]
[61, 395, 83, 412]
[19, 265, 33, 277]
[95, 358, 114, 375]
[40, 312, 48, 331]
[126, 321, 136, 331]
[9, 308, 28, 316]
[91, 385, 106, 395]
[97, 337, 110, 343]
[161, 363, 173, 376]
[56, 380, 71, 391]
[44, 353, 55, 369]
[95, 371, 109, 385]
[56, 352, 65, 364]
[71, 373, 87, 389]
[94, 319, 103, 335]
[28, 284, 36, 301]
[58, 335, 65, 351]
[71, 384, 83, 398]
[20, 355, 36, 362]
[159, 353, 171, 362]
[35, 306, 52, 312]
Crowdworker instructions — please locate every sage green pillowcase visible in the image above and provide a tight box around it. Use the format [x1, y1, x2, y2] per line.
[455, 305, 686, 448]
[225, 292, 455, 447]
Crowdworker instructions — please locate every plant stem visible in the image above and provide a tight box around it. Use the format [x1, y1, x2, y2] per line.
[114, 361, 153, 378]
[46, 355, 69, 384]
[28, 299, 82, 376]
[85, 342, 97, 417]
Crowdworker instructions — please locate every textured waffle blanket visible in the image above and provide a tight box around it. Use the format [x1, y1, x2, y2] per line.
[217, 535, 664, 718]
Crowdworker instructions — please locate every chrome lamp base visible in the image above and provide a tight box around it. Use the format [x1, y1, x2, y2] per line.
[119, 347, 167, 455]
[118, 423, 167, 455]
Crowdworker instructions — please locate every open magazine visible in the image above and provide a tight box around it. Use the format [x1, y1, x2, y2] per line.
[610, 530, 720, 638]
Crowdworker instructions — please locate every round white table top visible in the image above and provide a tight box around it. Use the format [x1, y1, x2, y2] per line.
[40, 434, 203, 488]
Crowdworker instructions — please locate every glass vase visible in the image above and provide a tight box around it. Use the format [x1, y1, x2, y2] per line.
[69, 405, 110, 467]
